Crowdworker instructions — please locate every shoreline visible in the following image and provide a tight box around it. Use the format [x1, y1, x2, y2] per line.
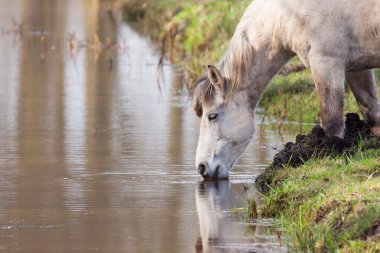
[258, 148, 380, 251]
[255, 114, 380, 251]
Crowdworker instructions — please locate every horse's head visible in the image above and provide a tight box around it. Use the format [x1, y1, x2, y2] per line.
[193, 65, 255, 179]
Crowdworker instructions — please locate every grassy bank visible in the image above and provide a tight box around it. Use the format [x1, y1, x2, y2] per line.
[257, 148, 380, 252]
[123, 0, 380, 126]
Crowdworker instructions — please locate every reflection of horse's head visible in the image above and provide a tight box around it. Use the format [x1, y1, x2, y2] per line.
[194, 181, 238, 253]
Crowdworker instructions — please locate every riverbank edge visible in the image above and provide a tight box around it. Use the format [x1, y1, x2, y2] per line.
[254, 147, 380, 252]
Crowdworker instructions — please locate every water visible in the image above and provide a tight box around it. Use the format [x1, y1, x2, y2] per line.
[0, 1, 292, 252]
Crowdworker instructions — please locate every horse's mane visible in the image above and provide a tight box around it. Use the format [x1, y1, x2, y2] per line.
[218, 29, 254, 96]
[193, 22, 254, 114]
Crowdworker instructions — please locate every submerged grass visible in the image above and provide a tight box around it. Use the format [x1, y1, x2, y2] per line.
[259, 148, 380, 251]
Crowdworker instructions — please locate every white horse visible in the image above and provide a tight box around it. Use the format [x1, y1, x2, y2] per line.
[193, 0, 380, 179]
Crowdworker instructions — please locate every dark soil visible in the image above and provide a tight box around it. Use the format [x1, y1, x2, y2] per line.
[256, 113, 380, 192]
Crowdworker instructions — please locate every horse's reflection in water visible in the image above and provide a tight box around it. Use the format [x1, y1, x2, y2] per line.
[194, 181, 252, 253]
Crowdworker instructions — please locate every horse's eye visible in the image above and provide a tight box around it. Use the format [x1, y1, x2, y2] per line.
[208, 113, 218, 121]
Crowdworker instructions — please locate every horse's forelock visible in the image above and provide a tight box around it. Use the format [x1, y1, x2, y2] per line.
[192, 71, 239, 115]
[192, 75, 216, 117]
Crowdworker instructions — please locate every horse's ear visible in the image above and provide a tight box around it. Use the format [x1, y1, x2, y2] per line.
[207, 65, 224, 94]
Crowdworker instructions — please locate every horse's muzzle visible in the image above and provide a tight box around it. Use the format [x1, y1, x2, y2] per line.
[197, 163, 227, 180]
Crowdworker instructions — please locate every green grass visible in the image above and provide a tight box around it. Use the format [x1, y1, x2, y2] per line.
[259, 148, 380, 251]
[259, 59, 380, 124]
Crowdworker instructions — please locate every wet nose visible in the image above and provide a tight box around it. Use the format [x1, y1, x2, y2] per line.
[197, 163, 208, 177]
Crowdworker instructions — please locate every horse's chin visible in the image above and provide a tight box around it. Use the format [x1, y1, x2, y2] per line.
[202, 164, 230, 180]
[202, 174, 230, 181]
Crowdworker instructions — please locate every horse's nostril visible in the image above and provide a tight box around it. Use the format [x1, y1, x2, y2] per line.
[198, 163, 208, 176]
[215, 165, 220, 178]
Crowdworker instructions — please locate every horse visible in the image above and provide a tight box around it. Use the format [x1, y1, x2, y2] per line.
[192, 0, 380, 179]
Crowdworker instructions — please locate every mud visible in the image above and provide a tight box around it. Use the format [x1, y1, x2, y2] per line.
[256, 113, 380, 192]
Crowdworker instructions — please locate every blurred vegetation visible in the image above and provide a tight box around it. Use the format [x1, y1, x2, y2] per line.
[259, 147, 380, 251]
[124, 0, 250, 79]
[123, 0, 380, 127]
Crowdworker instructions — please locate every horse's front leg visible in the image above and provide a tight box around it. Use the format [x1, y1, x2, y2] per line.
[346, 70, 380, 136]
[310, 57, 346, 138]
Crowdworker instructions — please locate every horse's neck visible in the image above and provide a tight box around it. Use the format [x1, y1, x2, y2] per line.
[224, 0, 293, 106]
[252, 46, 293, 92]
[248, 46, 293, 106]
[217, 1, 293, 107]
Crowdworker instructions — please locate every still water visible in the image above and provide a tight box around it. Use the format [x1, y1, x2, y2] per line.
[0, 1, 292, 252]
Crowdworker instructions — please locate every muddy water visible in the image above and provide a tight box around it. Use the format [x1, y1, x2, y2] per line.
[0, 1, 292, 252]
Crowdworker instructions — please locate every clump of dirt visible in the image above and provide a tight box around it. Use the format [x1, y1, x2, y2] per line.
[256, 113, 380, 192]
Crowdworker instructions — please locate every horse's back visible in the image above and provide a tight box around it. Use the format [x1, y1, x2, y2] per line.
[248, 0, 380, 69]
